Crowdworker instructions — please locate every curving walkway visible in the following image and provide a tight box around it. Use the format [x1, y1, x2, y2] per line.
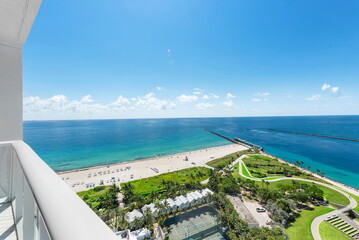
[232, 155, 358, 240]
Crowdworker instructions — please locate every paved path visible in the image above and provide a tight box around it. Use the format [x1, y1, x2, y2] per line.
[234, 155, 358, 240]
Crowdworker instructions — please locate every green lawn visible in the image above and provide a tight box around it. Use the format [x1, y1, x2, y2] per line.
[262, 179, 349, 206]
[231, 162, 240, 179]
[319, 221, 351, 240]
[242, 155, 325, 182]
[348, 193, 359, 213]
[316, 185, 349, 206]
[333, 188, 359, 213]
[77, 185, 110, 198]
[120, 167, 210, 194]
[206, 149, 255, 169]
[241, 162, 252, 178]
[286, 206, 334, 240]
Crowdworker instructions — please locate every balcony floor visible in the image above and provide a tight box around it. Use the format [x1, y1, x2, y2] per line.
[0, 203, 16, 240]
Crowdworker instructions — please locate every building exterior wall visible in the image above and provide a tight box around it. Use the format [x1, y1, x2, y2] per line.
[0, 43, 22, 141]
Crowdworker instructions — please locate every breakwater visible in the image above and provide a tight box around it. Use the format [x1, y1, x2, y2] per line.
[234, 137, 263, 151]
[202, 128, 239, 144]
[267, 129, 359, 143]
[203, 128, 263, 150]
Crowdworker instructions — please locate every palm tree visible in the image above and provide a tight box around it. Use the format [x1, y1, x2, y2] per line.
[316, 169, 320, 175]
[265, 181, 270, 189]
[143, 207, 153, 227]
[321, 172, 325, 177]
[133, 217, 142, 230]
[307, 166, 311, 171]
[163, 199, 171, 214]
[300, 161, 304, 167]
[261, 179, 265, 188]
[155, 201, 165, 215]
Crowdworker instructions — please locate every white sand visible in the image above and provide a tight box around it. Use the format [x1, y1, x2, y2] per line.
[58, 144, 248, 192]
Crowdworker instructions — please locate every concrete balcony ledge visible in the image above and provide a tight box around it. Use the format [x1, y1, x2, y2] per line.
[0, 141, 118, 240]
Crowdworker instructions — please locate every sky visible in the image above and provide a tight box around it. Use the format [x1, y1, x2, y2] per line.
[23, 0, 359, 120]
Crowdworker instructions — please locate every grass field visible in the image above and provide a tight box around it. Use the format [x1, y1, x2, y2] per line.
[77, 185, 110, 198]
[348, 193, 359, 213]
[316, 185, 349, 206]
[286, 206, 334, 240]
[319, 221, 351, 240]
[231, 162, 240, 179]
[206, 149, 254, 169]
[120, 167, 210, 194]
[242, 155, 320, 181]
[259, 179, 349, 206]
[332, 188, 359, 212]
[241, 162, 252, 178]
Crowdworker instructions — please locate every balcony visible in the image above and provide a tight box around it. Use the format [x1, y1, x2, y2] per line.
[0, 141, 118, 240]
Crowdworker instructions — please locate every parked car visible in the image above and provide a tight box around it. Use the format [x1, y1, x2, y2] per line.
[256, 207, 266, 213]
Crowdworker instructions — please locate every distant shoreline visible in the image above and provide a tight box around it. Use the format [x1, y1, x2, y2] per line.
[56, 142, 232, 174]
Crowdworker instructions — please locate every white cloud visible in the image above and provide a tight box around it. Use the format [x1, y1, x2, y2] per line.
[223, 100, 234, 107]
[177, 94, 198, 103]
[321, 83, 331, 91]
[226, 93, 236, 99]
[156, 86, 164, 91]
[23, 95, 68, 112]
[306, 94, 322, 101]
[196, 102, 214, 110]
[23, 92, 175, 115]
[81, 95, 93, 103]
[252, 98, 261, 102]
[194, 88, 202, 91]
[135, 92, 171, 111]
[202, 94, 209, 100]
[193, 91, 202, 95]
[331, 86, 339, 93]
[212, 94, 219, 99]
[254, 92, 270, 97]
[110, 96, 130, 111]
[22, 94, 110, 114]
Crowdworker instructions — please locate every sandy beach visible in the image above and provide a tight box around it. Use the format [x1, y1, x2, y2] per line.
[58, 144, 248, 192]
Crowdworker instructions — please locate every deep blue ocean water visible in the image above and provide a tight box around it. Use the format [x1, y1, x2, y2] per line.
[23, 116, 359, 189]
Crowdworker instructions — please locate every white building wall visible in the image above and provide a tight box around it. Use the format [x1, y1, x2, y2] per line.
[0, 43, 23, 141]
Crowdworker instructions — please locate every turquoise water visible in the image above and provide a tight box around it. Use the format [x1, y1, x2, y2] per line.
[24, 116, 359, 189]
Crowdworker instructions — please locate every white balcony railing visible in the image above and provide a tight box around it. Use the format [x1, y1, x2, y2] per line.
[0, 141, 118, 240]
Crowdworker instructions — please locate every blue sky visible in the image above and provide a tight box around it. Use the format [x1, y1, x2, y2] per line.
[23, 0, 359, 120]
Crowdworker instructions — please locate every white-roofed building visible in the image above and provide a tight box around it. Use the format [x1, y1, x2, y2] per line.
[189, 191, 200, 204]
[141, 203, 158, 217]
[115, 228, 151, 240]
[165, 198, 177, 212]
[200, 188, 214, 202]
[193, 190, 204, 204]
[174, 196, 185, 210]
[125, 209, 143, 224]
[185, 193, 196, 206]
[179, 195, 190, 208]
[129, 228, 151, 240]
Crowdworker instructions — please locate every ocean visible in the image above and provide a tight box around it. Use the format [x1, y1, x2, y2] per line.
[24, 116, 359, 189]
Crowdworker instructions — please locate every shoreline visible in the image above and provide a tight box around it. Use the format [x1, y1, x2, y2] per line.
[56, 143, 232, 174]
[59, 144, 248, 192]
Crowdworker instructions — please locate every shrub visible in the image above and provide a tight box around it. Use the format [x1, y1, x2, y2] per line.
[93, 186, 106, 192]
